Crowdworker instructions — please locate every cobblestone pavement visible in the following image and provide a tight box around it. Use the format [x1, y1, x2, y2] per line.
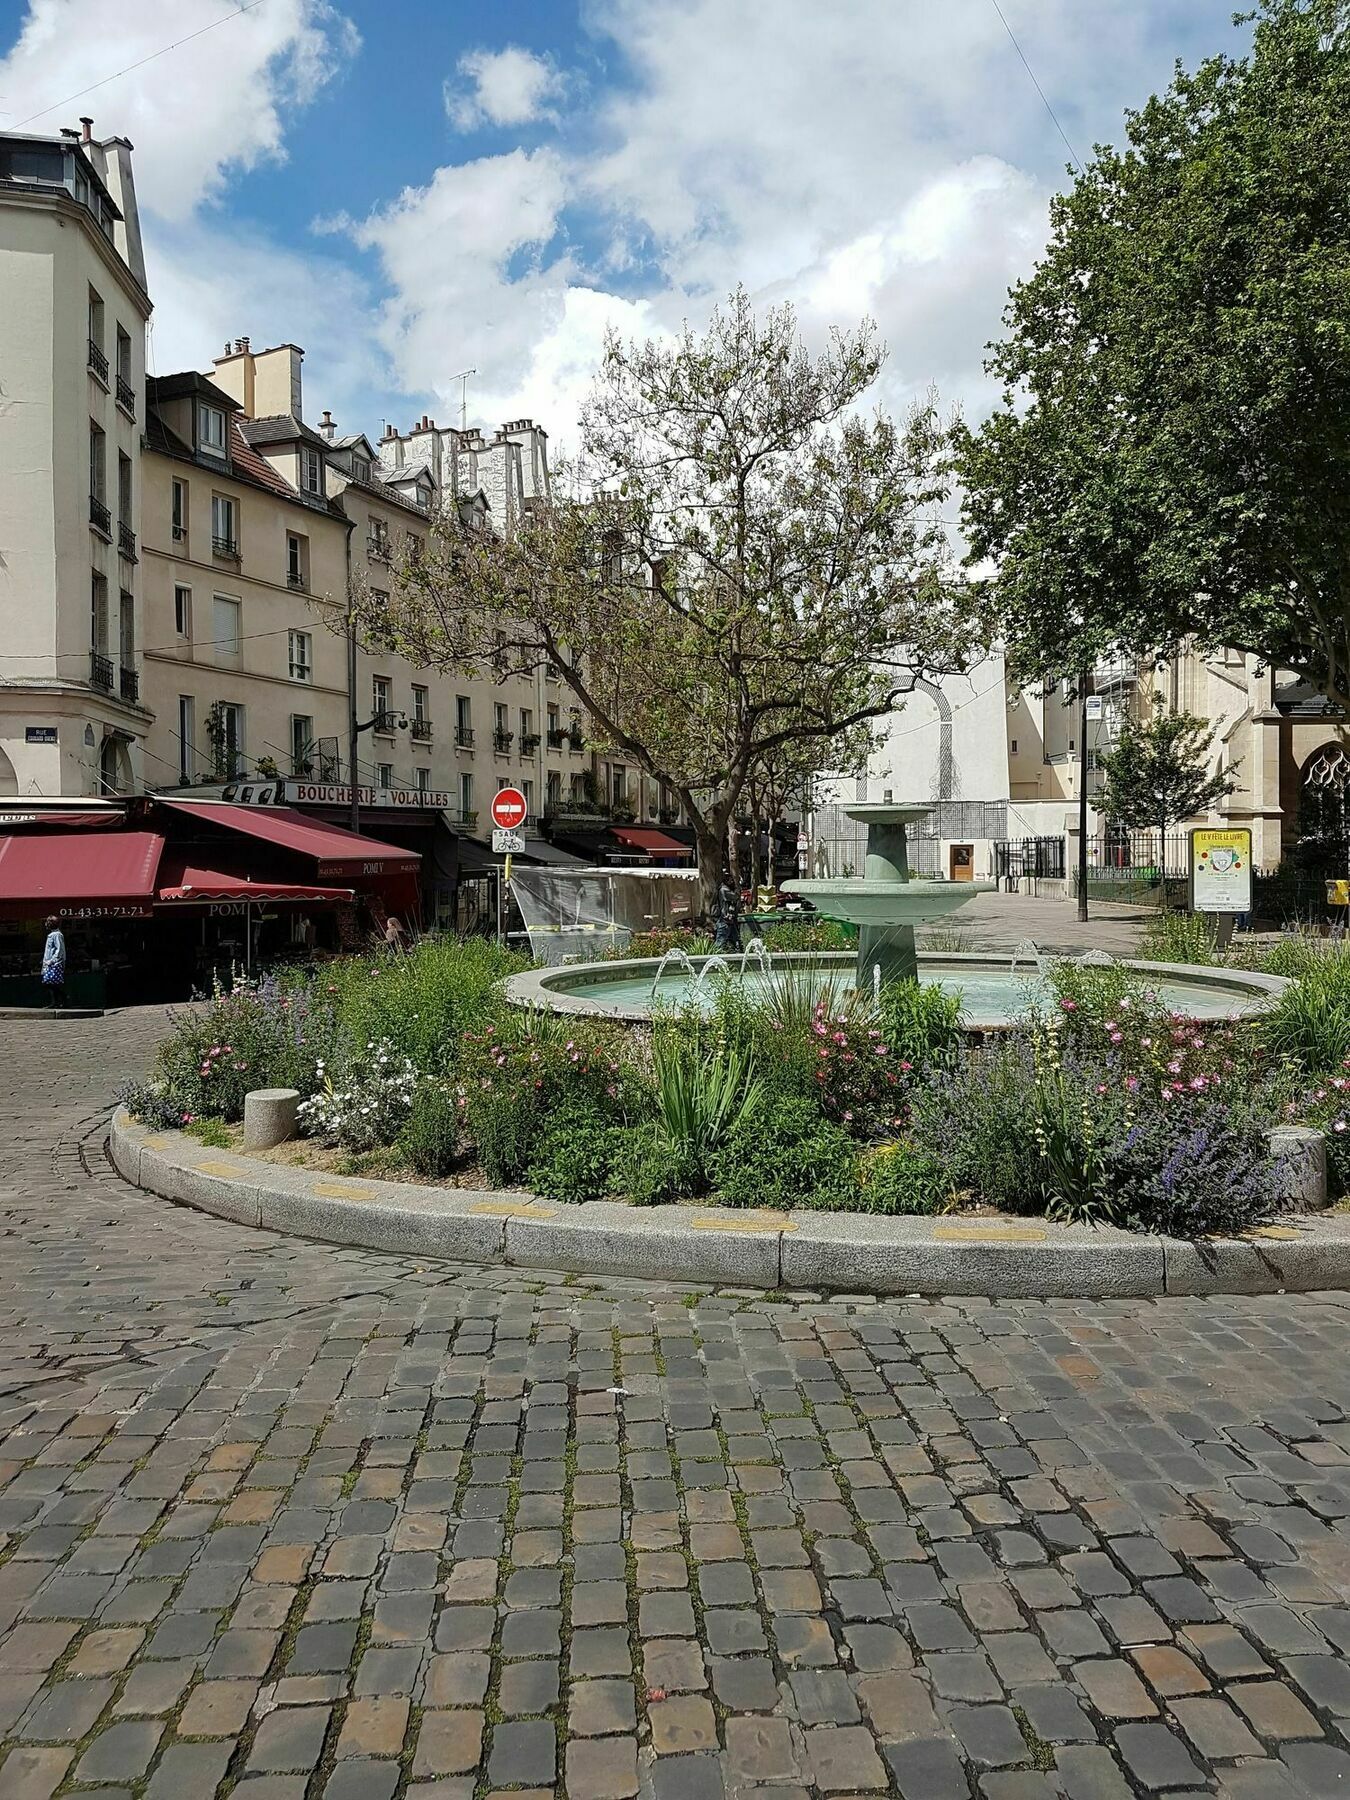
[2, 1014, 1350, 1800]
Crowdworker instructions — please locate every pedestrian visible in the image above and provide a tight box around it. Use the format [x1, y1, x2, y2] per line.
[382, 914, 408, 954]
[40, 915, 66, 1008]
[711, 875, 743, 954]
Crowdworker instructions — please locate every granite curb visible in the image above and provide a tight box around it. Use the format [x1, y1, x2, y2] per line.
[109, 1109, 1350, 1297]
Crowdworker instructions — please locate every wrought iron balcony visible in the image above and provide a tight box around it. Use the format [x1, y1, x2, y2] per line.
[521, 732, 541, 754]
[493, 729, 514, 753]
[117, 522, 136, 561]
[546, 728, 566, 748]
[366, 534, 390, 562]
[287, 571, 306, 590]
[90, 652, 114, 691]
[212, 534, 238, 559]
[115, 375, 135, 417]
[410, 719, 433, 741]
[89, 495, 111, 537]
[455, 726, 475, 749]
[87, 339, 108, 384]
[119, 664, 139, 703]
[172, 523, 186, 542]
[568, 729, 586, 752]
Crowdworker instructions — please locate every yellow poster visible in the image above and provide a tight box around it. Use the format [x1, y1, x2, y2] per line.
[1191, 827, 1252, 913]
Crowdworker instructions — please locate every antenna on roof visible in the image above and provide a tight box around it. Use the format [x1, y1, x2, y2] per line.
[450, 367, 476, 432]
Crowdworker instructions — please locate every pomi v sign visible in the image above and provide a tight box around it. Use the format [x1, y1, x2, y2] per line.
[490, 786, 528, 831]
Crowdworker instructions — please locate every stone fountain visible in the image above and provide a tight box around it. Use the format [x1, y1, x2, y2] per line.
[784, 798, 996, 988]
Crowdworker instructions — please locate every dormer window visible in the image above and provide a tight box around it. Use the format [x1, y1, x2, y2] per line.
[417, 487, 430, 509]
[300, 446, 322, 494]
[352, 455, 372, 484]
[199, 403, 226, 458]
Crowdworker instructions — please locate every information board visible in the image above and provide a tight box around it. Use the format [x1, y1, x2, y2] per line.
[1190, 827, 1252, 915]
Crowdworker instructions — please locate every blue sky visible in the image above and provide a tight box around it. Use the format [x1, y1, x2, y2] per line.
[0, 0, 1248, 446]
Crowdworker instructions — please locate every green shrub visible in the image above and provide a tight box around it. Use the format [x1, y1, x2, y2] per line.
[907, 1037, 1046, 1214]
[527, 1097, 627, 1203]
[610, 1125, 688, 1205]
[328, 936, 526, 1076]
[877, 982, 964, 1074]
[858, 1142, 953, 1214]
[651, 1032, 765, 1192]
[1101, 1098, 1286, 1236]
[709, 1096, 859, 1210]
[184, 1116, 231, 1148]
[155, 990, 289, 1122]
[297, 1040, 419, 1151]
[761, 917, 854, 953]
[1140, 910, 1223, 966]
[115, 1078, 188, 1131]
[398, 1080, 461, 1178]
[1262, 951, 1350, 1073]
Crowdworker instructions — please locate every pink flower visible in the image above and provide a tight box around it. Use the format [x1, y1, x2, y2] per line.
[1104, 1020, 1118, 1031]
[1060, 999, 1077, 1012]
[1336, 1120, 1348, 1134]
[1109, 1031, 1123, 1044]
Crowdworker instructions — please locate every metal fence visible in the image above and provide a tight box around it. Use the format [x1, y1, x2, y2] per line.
[993, 837, 1066, 882]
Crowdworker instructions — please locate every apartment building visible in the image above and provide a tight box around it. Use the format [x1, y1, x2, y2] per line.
[0, 121, 151, 798]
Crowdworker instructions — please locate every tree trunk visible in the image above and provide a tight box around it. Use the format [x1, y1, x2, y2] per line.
[749, 807, 762, 897]
[727, 816, 743, 891]
[691, 813, 726, 923]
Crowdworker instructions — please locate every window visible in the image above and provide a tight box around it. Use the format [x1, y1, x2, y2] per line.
[378, 763, 393, 791]
[174, 584, 192, 638]
[178, 696, 195, 783]
[212, 594, 241, 666]
[199, 403, 227, 457]
[522, 778, 534, 813]
[172, 478, 188, 542]
[119, 590, 134, 666]
[373, 675, 392, 725]
[300, 446, 321, 494]
[290, 714, 313, 775]
[87, 287, 107, 382]
[547, 702, 560, 741]
[367, 517, 389, 560]
[411, 684, 428, 724]
[288, 629, 312, 683]
[416, 766, 430, 796]
[459, 772, 474, 820]
[456, 695, 473, 747]
[612, 765, 627, 808]
[89, 421, 106, 502]
[520, 707, 533, 740]
[118, 452, 132, 526]
[211, 494, 237, 557]
[91, 572, 109, 653]
[493, 702, 509, 750]
[352, 454, 372, 484]
[546, 770, 561, 806]
[1010, 738, 1018, 755]
[286, 533, 306, 590]
[416, 487, 430, 510]
[115, 325, 133, 413]
[405, 534, 422, 563]
[217, 702, 245, 776]
[370, 587, 388, 616]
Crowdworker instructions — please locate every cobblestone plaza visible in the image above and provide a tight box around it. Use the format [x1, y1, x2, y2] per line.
[2, 1012, 1349, 1798]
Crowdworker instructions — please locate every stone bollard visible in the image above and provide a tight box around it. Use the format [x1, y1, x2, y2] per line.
[243, 1087, 300, 1153]
[1267, 1124, 1328, 1212]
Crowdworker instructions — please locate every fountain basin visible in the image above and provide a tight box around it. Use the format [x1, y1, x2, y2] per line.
[785, 879, 997, 928]
[503, 951, 1288, 1031]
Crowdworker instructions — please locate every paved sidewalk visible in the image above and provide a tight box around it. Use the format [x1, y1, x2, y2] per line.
[1, 1012, 1349, 1799]
[917, 892, 1152, 959]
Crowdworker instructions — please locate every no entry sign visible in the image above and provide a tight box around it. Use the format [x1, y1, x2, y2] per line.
[490, 786, 528, 830]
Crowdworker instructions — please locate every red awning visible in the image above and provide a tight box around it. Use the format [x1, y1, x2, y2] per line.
[156, 801, 422, 879]
[0, 810, 125, 830]
[0, 830, 164, 919]
[154, 851, 354, 907]
[610, 827, 693, 857]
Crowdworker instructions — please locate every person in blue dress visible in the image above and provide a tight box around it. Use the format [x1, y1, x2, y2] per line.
[41, 915, 66, 1008]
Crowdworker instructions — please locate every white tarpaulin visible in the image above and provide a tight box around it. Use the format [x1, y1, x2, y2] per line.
[510, 866, 700, 964]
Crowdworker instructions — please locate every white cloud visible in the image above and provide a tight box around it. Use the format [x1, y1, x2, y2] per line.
[0, 0, 359, 223]
[446, 44, 564, 131]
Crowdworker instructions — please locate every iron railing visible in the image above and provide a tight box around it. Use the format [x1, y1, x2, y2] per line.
[115, 374, 135, 417]
[117, 522, 136, 561]
[119, 665, 139, 703]
[89, 495, 111, 536]
[212, 534, 238, 558]
[90, 652, 114, 691]
[493, 729, 513, 752]
[87, 339, 108, 384]
[411, 719, 433, 741]
[455, 726, 475, 749]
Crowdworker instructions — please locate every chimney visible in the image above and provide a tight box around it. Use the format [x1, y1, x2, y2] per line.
[319, 409, 336, 442]
[80, 116, 93, 143]
[59, 127, 79, 140]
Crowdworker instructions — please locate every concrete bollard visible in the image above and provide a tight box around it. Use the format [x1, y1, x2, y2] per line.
[243, 1088, 300, 1153]
[1267, 1124, 1328, 1212]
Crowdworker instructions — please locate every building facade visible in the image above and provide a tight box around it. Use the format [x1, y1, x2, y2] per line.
[0, 122, 151, 799]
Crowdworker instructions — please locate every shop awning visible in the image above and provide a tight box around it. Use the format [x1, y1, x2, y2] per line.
[0, 809, 126, 830]
[155, 801, 422, 879]
[0, 830, 164, 919]
[154, 851, 353, 907]
[610, 827, 694, 858]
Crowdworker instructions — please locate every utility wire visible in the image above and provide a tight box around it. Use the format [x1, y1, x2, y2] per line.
[987, 0, 1084, 172]
[12, 0, 270, 129]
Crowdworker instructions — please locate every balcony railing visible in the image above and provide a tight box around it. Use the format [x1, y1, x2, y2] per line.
[119, 664, 139, 703]
[117, 522, 136, 561]
[521, 732, 541, 755]
[172, 522, 186, 542]
[455, 726, 475, 749]
[287, 571, 306, 590]
[87, 339, 108, 384]
[212, 535, 238, 558]
[115, 375, 135, 418]
[493, 729, 513, 753]
[90, 652, 114, 691]
[89, 495, 111, 537]
[546, 727, 566, 748]
[568, 729, 586, 752]
[366, 535, 390, 562]
[410, 719, 433, 741]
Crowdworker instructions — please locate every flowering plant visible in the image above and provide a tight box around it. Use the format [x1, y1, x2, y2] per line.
[800, 995, 904, 1136]
[297, 1038, 419, 1151]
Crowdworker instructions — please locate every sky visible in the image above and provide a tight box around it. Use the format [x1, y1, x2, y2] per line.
[0, 0, 1250, 452]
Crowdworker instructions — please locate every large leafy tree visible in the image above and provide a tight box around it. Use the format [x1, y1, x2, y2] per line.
[366, 289, 979, 913]
[954, 0, 1350, 696]
[1098, 701, 1237, 849]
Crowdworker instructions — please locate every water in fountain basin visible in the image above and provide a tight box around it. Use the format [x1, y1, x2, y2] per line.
[650, 947, 699, 997]
[1009, 938, 1045, 978]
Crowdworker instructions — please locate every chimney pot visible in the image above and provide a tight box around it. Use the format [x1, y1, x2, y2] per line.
[240, 335, 250, 351]
[80, 116, 93, 142]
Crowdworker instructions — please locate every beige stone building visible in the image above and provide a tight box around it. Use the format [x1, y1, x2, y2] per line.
[0, 122, 152, 798]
